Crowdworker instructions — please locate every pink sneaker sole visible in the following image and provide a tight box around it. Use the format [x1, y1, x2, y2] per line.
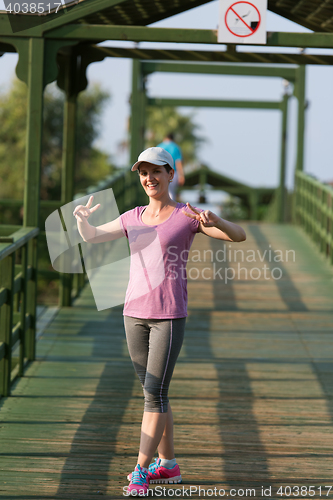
[150, 475, 182, 484]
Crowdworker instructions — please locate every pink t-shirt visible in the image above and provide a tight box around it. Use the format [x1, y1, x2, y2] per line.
[119, 202, 202, 319]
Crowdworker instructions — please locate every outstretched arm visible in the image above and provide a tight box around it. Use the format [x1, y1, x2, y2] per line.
[73, 195, 124, 243]
[182, 203, 246, 242]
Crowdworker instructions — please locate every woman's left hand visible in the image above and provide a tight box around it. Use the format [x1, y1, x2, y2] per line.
[182, 202, 220, 227]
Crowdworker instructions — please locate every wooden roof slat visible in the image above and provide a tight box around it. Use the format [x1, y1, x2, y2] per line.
[269, 0, 333, 32]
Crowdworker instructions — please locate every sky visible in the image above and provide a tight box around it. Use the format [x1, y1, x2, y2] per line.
[0, 0, 333, 197]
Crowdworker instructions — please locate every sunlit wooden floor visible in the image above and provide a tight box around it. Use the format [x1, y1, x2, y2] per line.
[1, 222, 333, 499]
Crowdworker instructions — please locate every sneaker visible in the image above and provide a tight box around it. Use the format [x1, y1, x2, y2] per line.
[127, 458, 182, 485]
[127, 464, 150, 496]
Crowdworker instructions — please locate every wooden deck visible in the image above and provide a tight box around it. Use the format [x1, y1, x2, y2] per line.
[1, 222, 333, 499]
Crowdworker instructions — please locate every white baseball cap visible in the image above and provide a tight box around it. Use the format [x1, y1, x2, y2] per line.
[131, 147, 174, 171]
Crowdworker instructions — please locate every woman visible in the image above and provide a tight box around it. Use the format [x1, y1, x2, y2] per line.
[73, 147, 246, 496]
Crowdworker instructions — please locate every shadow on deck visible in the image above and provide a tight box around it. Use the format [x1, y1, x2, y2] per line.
[1, 222, 333, 499]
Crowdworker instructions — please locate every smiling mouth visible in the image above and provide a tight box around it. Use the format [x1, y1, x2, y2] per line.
[147, 184, 158, 188]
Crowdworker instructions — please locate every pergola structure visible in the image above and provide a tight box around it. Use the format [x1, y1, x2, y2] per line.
[129, 60, 303, 221]
[0, 2, 330, 222]
[1, 0, 333, 231]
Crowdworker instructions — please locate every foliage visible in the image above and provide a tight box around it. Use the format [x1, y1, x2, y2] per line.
[145, 106, 205, 165]
[0, 79, 113, 204]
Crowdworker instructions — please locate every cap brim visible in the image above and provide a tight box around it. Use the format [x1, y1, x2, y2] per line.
[131, 160, 169, 171]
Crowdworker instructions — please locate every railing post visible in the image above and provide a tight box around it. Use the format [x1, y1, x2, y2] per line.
[25, 237, 38, 361]
[0, 253, 15, 397]
[19, 243, 28, 376]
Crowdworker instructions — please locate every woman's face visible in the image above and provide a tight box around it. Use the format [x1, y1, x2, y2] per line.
[138, 162, 174, 198]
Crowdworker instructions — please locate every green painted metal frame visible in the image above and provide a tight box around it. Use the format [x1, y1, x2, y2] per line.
[130, 60, 146, 165]
[39, 25, 333, 49]
[0, 226, 39, 398]
[131, 60, 297, 221]
[294, 171, 333, 267]
[142, 62, 297, 80]
[147, 97, 283, 110]
[142, 62, 305, 184]
[147, 96, 289, 221]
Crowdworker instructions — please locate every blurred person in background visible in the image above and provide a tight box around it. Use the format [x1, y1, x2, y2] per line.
[157, 133, 185, 201]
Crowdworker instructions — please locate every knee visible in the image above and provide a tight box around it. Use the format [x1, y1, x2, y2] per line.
[143, 383, 169, 413]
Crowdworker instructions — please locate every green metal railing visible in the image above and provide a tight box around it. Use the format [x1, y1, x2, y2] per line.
[0, 226, 39, 398]
[294, 170, 333, 266]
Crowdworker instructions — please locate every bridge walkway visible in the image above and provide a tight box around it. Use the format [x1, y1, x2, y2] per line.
[1, 222, 333, 499]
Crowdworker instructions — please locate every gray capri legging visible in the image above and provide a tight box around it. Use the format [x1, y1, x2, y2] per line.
[124, 316, 186, 413]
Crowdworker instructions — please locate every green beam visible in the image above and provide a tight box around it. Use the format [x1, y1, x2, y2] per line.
[44, 25, 333, 49]
[45, 24, 219, 42]
[82, 45, 333, 66]
[143, 62, 297, 80]
[266, 31, 333, 49]
[148, 98, 282, 110]
[1, 40, 331, 66]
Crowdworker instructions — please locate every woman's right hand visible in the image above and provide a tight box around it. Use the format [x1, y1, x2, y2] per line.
[73, 195, 101, 222]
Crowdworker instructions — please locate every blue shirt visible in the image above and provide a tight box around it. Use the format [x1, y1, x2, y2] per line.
[157, 141, 182, 171]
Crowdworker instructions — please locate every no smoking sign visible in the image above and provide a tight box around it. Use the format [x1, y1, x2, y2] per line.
[218, 0, 267, 44]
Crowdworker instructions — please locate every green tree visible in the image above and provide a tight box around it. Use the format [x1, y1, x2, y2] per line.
[0, 79, 113, 204]
[145, 106, 205, 165]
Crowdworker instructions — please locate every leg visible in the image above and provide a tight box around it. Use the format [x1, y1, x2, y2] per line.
[157, 402, 175, 459]
[137, 317, 186, 467]
[137, 411, 168, 468]
[137, 402, 174, 468]
[123, 315, 149, 388]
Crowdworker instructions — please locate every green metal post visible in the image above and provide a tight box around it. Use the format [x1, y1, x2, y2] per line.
[25, 237, 38, 361]
[130, 59, 146, 165]
[23, 38, 45, 228]
[18, 243, 28, 376]
[249, 190, 258, 220]
[199, 169, 207, 203]
[0, 253, 15, 397]
[23, 38, 45, 362]
[295, 65, 306, 173]
[60, 55, 78, 307]
[278, 93, 289, 222]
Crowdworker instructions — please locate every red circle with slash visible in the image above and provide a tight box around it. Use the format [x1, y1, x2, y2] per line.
[225, 2, 261, 38]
